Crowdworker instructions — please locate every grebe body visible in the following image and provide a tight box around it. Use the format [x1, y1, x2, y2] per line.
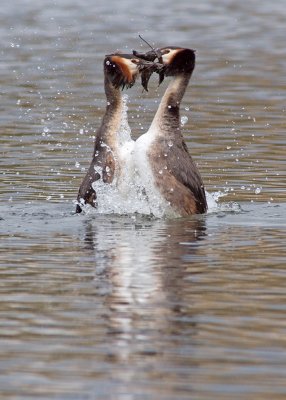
[133, 47, 207, 216]
[76, 53, 152, 212]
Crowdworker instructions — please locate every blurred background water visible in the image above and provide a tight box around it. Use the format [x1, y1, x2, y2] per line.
[1, 0, 286, 399]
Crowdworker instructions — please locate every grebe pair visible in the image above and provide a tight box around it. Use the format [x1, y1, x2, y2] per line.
[76, 46, 207, 216]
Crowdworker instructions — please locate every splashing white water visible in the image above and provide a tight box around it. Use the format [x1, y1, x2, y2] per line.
[90, 178, 167, 217]
[81, 186, 240, 218]
[206, 191, 241, 213]
[117, 94, 132, 145]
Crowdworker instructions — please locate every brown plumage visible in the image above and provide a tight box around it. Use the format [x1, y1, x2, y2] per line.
[148, 138, 207, 215]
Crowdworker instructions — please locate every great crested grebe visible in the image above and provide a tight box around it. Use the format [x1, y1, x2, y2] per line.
[76, 53, 156, 213]
[133, 46, 208, 216]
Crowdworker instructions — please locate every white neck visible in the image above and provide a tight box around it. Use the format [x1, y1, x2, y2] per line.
[149, 73, 191, 137]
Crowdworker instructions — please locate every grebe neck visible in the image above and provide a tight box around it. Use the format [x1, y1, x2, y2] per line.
[95, 76, 124, 150]
[149, 73, 191, 137]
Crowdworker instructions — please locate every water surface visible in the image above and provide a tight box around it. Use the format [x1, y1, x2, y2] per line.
[1, 0, 286, 399]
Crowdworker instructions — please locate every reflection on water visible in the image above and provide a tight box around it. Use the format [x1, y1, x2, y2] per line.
[1, 0, 286, 398]
[1, 203, 286, 399]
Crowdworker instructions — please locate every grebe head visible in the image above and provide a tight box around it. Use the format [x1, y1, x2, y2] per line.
[104, 53, 158, 90]
[158, 47, 195, 76]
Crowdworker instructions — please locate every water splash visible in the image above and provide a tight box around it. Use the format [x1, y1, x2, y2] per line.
[181, 115, 188, 126]
[90, 180, 153, 216]
[80, 187, 241, 218]
[77, 175, 168, 218]
[206, 191, 242, 213]
[117, 94, 132, 146]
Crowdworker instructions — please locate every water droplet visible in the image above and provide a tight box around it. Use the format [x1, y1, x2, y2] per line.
[226, 146, 231, 150]
[79, 129, 84, 135]
[255, 187, 262, 194]
[159, 170, 163, 175]
[75, 161, 80, 168]
[106, 166, 110, 173]
[184, 106, 190, 111]
[181, 115, 188, 125]
[168, 140, 173, 147]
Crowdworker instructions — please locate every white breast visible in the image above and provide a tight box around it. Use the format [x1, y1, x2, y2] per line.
[117, 139, 135, 195]
[133, 130, 154, 186]
[133, 129, 171, 217]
